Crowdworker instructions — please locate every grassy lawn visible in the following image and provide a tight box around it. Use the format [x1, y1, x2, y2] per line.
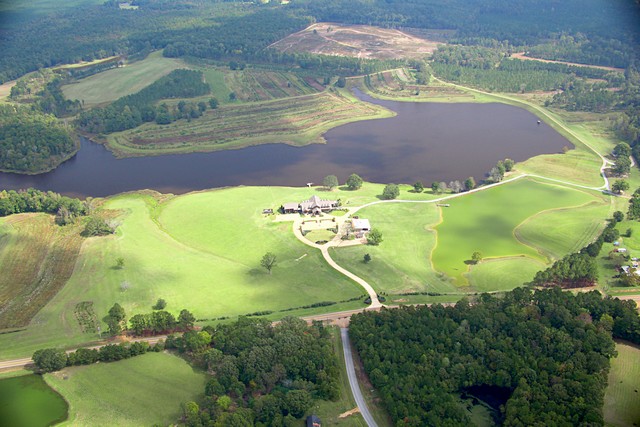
[603, 342, 640, 427]
[468, 257, 545, 292]
[433, 179, 601, 285]
[305, 229, 337, 244]
[61, 51, 189, 108]
[45, 352, 205, 427]
[331, 202, 458, 294]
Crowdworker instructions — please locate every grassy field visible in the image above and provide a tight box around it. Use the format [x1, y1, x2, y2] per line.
[61, 51, 190, 108]
[604, 342, 640, 427]
[433, 179, 601, 286]
[105, 89, 394, 156]
[0, 214, 84, 329]
[45, 352, 206, 426]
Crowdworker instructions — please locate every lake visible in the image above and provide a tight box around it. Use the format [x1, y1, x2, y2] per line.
[0, 91, 571, 197]
[0, 374, 68, 427]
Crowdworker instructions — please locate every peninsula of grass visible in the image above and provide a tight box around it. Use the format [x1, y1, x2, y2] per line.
[45, 352, 205, 427]
[603, 342, 640, 427]
[105, 89, 394, 157]
[432, 178, 602, 285]
[61, 51, 190, 108]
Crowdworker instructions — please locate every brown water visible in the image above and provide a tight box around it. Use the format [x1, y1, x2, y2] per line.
[0, 90, 571, 197]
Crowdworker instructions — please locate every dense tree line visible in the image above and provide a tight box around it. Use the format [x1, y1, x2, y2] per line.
[349, 287, 640, 426]
[77, 69, 210, 134]
[0, 188, 85, 218]
[171, 316, 340, 426]
[0, 106, 77, 173]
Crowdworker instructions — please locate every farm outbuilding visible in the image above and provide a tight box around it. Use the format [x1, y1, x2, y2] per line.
[352, 218, 371, 232]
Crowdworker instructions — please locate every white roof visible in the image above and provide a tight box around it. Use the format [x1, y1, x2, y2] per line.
[352, 219, 371, 230]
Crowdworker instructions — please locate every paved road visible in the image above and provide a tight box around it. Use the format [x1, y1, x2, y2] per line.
[341, 327, 378, 427]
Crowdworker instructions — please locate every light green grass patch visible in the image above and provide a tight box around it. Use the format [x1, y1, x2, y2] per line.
[468, 257, 545, 292]
[61, 51, 190, 108]
[604, 342, 640, 427]
[202, 68, 231, 103]
[331, 202, 457, 294]
[45, 352, 205, 427]
[515, 200, 610, 260]
[433, 179, 599, 285]
[305, 229, 337, 243]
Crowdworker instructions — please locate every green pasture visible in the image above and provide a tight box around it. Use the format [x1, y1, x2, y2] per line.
[603, 342, 640, 427]
[467, 257, 545, 292]
[61, 51, 190, 108]
[45, 352, 205, 427]
[331, 202, 458, 294]
[433, 179, 601, 285]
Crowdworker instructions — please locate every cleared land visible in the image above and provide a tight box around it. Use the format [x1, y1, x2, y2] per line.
[215, 68, 320, 103]
[105, 90, 393, 156]
[510, 52, 625, 73]
[271, 23, 442, 60]
[433, 179, 602, 286]
[61, 51, 189, 108]
[0, 214, 84, 330]
[45, 352, 206, 426]
[603, 342, 640, 427]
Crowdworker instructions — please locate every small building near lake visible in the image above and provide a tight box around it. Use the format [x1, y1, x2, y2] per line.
[282, 195, 337, 215]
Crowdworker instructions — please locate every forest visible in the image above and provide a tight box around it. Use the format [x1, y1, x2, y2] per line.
[168, 317, 341, 427]
[0, 106, 77, 173]
[0, 188, 86, 218]
[349, 288, 640, 426]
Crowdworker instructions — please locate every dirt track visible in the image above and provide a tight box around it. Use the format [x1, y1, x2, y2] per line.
[511, 52, 624, 73]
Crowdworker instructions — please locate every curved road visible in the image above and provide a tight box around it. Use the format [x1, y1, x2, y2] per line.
[341, 327, 378, 427]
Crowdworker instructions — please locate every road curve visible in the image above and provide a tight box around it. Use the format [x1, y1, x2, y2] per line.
[341, 327, 379, 427]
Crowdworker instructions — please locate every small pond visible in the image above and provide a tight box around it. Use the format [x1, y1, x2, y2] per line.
[0, 374, 68, 427]
[0, 90, 571, 197]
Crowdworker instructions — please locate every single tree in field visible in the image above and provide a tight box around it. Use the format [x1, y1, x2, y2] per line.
[323, 175, 339, 190]
[261, 252, 277, 274]
[153, 298, 167, 310]
[471, 251, 483, 264]
[431, 181, 440, 194]
[346, 173, 363, 190]
[413, 181, 424, 193]
[464, 177, 476, 191]
[503, 158, 515, 172]
[106, 302, 126, 335]
[367, 229, 383, 245]
[612, 211, 624, 223]
[364, 253, 372, 263]
[382, 184, 400, 200]
[115, 257, 125, 269]
[612, 179, 630, 194]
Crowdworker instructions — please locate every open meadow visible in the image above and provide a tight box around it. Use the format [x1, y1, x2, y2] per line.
[603, 342, 640, 427]
[61, 51, 190, 108]
[45, 352, 206, 426]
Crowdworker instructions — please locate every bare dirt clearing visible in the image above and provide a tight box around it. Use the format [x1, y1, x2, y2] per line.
[510, 53, 625, 73]
[271, 23, 442, 60]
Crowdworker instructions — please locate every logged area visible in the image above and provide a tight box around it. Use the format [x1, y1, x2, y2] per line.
[0, 214, 83, 329]
[271, 23, 443, 60]
[107, 91, 392, 156]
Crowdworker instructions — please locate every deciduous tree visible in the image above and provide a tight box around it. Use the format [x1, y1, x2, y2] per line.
[261, 252, 277, 274]
[346, 173, 363, 190]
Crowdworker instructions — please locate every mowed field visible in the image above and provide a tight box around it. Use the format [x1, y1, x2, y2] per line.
[61, 51, 190, 107]
[603, 342, 640, 427]
[432, 179, 603, 286]
[0, 214, 84, 329]
[106, 90, 393, 156]
[45, 352, 206, 427]
[271, 22, 442, 60]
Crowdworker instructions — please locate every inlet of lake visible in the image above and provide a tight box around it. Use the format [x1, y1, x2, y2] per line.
[0, 91, 572, 198]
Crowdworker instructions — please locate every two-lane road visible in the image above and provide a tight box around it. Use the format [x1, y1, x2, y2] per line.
[341, 327, 378, 427]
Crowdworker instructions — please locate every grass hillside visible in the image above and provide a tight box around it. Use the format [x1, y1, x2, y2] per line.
[604, 342, 640, 427]
[45, 352, 206, 427]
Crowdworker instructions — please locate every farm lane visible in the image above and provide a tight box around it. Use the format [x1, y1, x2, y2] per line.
[341, 328, 379, 427]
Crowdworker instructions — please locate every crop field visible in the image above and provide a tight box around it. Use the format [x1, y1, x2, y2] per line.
[220, 69, 320, 102]
[106, 90, 393, 156]
[61, 51, 190, 108]
[0, 214, 84, 330]
[45, 352, 206, 426]
[271, 23, 442, 60]
[432, 179, 602, 286]
[603, 342, 640, 427]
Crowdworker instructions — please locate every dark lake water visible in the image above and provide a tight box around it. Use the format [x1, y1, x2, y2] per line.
[0, 91, 571, 198]
[0, 374, 68, 427]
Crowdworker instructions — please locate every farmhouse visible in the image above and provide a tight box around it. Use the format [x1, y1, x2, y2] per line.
[352, 218, 371, 232]
[282, 195, 337, 215]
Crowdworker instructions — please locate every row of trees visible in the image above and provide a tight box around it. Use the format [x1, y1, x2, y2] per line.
[349, 287, 640, 426]
[103, 303, 196, 336]
[0, 188, 86, 218]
